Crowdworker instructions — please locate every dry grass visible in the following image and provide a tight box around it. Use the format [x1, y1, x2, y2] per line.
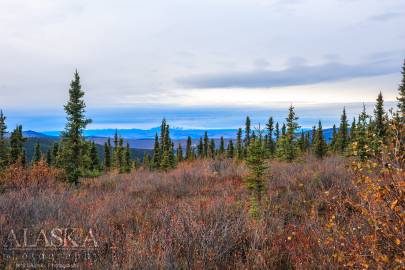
[0, 156, 402, 269]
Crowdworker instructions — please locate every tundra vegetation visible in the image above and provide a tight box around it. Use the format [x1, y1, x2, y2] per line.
[0, 60, 404, 269]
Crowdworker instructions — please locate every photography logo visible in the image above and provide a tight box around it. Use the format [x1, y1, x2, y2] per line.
[1, 227, 99, 269]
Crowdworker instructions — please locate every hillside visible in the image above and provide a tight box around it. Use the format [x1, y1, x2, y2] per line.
[23, 137, 151, 162]
[39, 128, 337, 149]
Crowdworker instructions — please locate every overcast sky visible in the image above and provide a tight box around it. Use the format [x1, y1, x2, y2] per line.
[0, 0, 404, 130]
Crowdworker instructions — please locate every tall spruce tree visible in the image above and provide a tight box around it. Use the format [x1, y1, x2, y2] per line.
[152, 133, 161, 169]
[227, 140, 234, 159]
[397, 59, 405, 123]
[349, 117, 357, 143]
[373, 91, 386, 138]
[33, 143, 41, 164]
[209, 139, 215, 159]
[311, 125, 316, 146]
[0, 111, 9, 170]
[275, 122, 280, 141]
[245, 116, 251, 148]
[104, 139, 111, 171]
[354, 104, 370, 161]
[177, 143, 183, 163]
[59, 71, 92, 184]
[10, 125, 26, 165]
[160, 118, 167, 155]
[117, 138, 124, 172]
[266, 116, 275, 156]
[236, 128, 243, 160]
[203, 131, 209, 158]
[52, 143, 59, 167]
[124, 143, 131, 173]
[314, 121, 327, 159]
[284, 105, 300, 161]
[330, 124, 337, 152]
[46, 149, 52, 165]
[185, 136, 192, 160]
[281, 123, 286, 136]
[219, 136, 225, 156]
[336, 107, 349, 154]
[168, 142, 176, 169]
[89, 142, 99, 171]
[197, 137, 203, 158]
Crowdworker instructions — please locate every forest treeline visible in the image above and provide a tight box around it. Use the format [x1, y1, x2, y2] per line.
[0, 60, 404, 185]
[0, 61, 403, 269]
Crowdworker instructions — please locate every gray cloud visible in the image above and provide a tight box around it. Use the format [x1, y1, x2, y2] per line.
[369, 11, 404, 22]
[178, 60, 399, 89]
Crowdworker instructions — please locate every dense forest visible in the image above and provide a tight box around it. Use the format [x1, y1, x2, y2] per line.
[0, 60, 404, 269]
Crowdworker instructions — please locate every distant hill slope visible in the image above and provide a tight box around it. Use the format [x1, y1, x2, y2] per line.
[23, 128, 339, 150]
[43, 127, 338, 143]
[22, 137, 151, 162]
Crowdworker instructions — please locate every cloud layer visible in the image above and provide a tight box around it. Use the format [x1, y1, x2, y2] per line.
[178, 60, 399, 89]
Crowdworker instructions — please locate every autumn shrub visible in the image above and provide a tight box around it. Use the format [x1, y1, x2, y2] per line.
[3, 155, 399, 269]
[322, 115, 405, 269]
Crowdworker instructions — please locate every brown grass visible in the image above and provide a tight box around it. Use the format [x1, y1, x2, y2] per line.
[0, 156, 401, 269]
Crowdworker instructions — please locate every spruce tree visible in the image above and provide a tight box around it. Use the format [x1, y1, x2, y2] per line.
[209, 139, 215, 159]
[336, 107, 348, 154]
[52, 143, 59, 167]
[245, 137, 267, 217]
[373, 91, 386, 138]
[284, 105, 300, 161]
[244, 116, 251, 148]
[397, 59, 405, 123]
[124, 143, 131, 173]
[104, 139, 111, 171]
[89, 142, 99, 171]
[59, 71, 92, 184]
[10, 125, 26, 165]
[236, 128, 243, 160]
[152, 133, 161, 169]
[311, 125, 317, 147]
[160, 118, 167, 155]
[203, 131, 209, 158]
[281, 123, 286, 136]
[314, 121, 327, 159]
[33, 143, 41, 164]
[160, 151, 170, 172]
[185, 136, 192, 160]
[0, 111, 9, 170]
[275, 122, 280, 141]
[117, 138, 124, 172]
[354, 104, 370, 161]
[168, 142, 176, 168]
[219, 136, 225, 156]
[227, 140, 234, 159]
[177, 144, 183, 163]
[349, 117, 357, 143]
[266, 116, 275, 156]
[330, 124, 337, 152]
[46, 149, 52, 165]
[197, 137, 203, 158]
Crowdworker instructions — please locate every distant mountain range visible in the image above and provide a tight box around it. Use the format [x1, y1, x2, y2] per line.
[27, 127, 337, 150]
[43, 127, 239, 140]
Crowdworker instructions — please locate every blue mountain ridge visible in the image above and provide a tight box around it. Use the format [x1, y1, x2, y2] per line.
[40, 127, 337, 140]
